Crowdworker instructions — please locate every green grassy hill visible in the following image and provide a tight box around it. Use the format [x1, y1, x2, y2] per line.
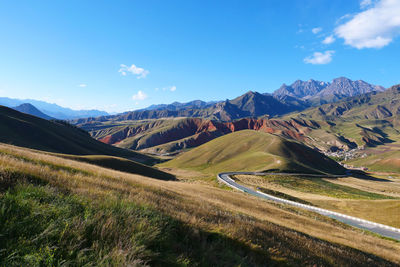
[161, 130, 346, 175]
[0, 105, 157, 164]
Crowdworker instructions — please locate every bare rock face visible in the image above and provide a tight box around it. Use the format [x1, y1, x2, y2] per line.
[273, 77, 385, 104]
[273, 79, 328, 99]
[316, 77, 385, 98]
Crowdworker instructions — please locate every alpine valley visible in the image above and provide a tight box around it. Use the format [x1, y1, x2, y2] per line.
[2, 2, 400, 265]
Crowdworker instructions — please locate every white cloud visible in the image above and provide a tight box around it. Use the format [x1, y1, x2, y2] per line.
[132, 90, 147, 100]
[322, 35, 336, 44]
[78, 83, 87, 87]
[119, 64, 149, 79]
[312, 27, 323, 34]
[169, 85, 176, 92]
[335, 0, 400, 49]
[304, 50, 335, 65]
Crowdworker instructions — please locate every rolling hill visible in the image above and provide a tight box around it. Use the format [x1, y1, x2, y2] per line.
[161, 130, 346, 175]
[0, 105, 157, 164]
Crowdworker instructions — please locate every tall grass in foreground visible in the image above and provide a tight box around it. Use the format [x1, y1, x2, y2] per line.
[0, 143, 398, 266]
[1, 182, 264, 266]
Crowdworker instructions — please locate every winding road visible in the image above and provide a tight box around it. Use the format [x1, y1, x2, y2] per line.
[218, 172, 400, 241]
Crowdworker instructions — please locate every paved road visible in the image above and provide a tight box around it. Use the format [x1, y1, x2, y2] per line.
[218, 172, 400, 241]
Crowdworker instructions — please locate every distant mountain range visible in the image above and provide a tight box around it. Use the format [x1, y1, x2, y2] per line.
[0, 97, 108, 119]
[77, 83, 400, 157]
[1, 77, 385, 122]
[273, 77, 385, 105]
[140, 100, 218, 111]
[75, 77, 385, 123]
[12, 103, 54, 120]
[74, 91, 304, 123]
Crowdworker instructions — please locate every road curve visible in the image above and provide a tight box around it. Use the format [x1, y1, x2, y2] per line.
[218, 172, 400, 241]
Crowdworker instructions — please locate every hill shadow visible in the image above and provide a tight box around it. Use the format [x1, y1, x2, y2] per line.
[348, 170, 392, 182]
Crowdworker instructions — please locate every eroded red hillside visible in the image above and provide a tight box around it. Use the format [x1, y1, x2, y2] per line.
[97, 117, 319, 152]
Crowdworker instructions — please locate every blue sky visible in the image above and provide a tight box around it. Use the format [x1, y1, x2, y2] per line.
[0, 0, 399, 112]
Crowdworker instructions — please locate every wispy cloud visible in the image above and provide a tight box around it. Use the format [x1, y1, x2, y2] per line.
[360, 0, 373, 9]
[119, 64, 149, 79]
[322, 35, 336, 44]
[312, 27, 323, 34]
[159, 85, 177, 92]
[132, 90, 147, 100]
[304, 50, 335, 65]
[335, 0, 400, 49]
[78, 83, 87, 88]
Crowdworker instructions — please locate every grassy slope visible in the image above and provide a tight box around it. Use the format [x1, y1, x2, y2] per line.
[161, 130, 346, 175]
[1, 143, 399, 266]
[59, 154, 175, 180]
[347, 150, 400, 173]
[0, 105, 157, 165]
[115, 119, 191, 149]
[88, 118, 196, 150]
[256, 175, 393, 200]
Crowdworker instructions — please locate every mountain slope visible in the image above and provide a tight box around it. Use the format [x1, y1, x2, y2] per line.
[12, 103, 53, 120]
[161, 130, 346, 175]
[295, 84, 400, 121]
[316, 77, 385, 98]
[273, 79, 328, 99]
[228, 91, 301, 117]
[0, 105, 156, 164]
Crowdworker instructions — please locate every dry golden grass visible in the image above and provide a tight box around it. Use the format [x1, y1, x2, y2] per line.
[312, 199, 400, 228]
[1, 143, 400, 265]
[326, 176, 400, 198]
[234, 174, 339, 200]
[234, 174, 400, 228]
